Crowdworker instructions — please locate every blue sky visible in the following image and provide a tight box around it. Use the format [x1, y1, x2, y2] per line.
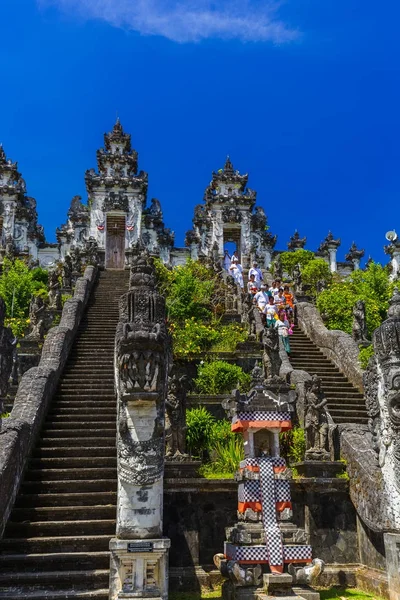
[1, 0, 399, 264]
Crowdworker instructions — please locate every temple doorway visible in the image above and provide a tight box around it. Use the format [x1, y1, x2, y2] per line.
[223, 226, 241, 260]
[105, 213, 126, 269]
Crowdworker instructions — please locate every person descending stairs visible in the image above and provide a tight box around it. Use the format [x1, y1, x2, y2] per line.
[288, 326, 368, 425]
[0, 269, 129, 600]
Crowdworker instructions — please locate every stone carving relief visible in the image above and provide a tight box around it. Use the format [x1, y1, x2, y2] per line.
[165, 371, 189, 460]
[364, 287, 400, 528]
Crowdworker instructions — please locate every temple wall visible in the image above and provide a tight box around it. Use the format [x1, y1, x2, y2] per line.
[164, 477, 363, 590]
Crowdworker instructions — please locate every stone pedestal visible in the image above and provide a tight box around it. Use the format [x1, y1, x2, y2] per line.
[293, 461, 345, 479]
[109, 538, 170, 600]
[384, 533, 400, 600]
[164, 460, 201, 479]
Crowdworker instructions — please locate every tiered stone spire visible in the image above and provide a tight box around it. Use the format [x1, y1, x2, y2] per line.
[287, 230, 306, 251]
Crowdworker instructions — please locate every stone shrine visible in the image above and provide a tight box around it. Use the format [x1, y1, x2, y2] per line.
[216, 366, 321, 600]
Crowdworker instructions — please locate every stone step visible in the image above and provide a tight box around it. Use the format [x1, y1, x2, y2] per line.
[26, 468, 117, 481]
[0, 552, 109, 572]
[49, 402, 116, 410]
[0, 535, 111, 554]
[333, 416, 368, 424]
[324, 391, 364, 399]
[51, 395, 116, 401]
[21, 479, 118, 493]
[47, 414, 116, 423]
[42, 426, 116, 435]
[30, 457, 117, 469]
[39, 437, 115, 447]
[11, 505, 116, 522]
[0, 569, 109, 589]
[60, 375, 115, 381]
[5, 519, 116, 537]
[15, 492, 117, 508]
[33, 447, 116, 458]
[0, 588, 109, 600]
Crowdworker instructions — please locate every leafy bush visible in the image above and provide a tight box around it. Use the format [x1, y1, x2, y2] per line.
[5, 316, 30, 338]
[186, 407, 216, 458]
[199, 435, 244, 478]
[194, 360, 251, 395]
[302, 258, 332, 295]
[209, 322, 248, 352]
[0, 259, 48, 320]
[317, 262, 392, 336]
[278, 249, 315, 277]
[280, 427, 306, 464]
[359, 345, 374, 369]
[170, 318, 220, 357]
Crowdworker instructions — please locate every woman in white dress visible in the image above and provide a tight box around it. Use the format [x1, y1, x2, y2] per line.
[229, 258, 244, 288]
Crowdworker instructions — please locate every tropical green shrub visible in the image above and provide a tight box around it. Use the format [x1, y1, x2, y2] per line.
[4, 316, 30, 338]
[194, 360, 251, 395]
[209, 322, 248, 352]
[317, 262, 392, 336]
[278, 249, 315, 277]
[302, 258, 332, 295]
[186, 407, 216, 458]
[200, 435, 244, 478]
[170, 318, 220, 357]
[280, 427, 306, 464]
[359, 345, 374, 369]
[0, 259, 47, 320]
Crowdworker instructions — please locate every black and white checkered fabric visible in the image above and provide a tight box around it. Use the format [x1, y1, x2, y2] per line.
[275, 480, 291, 503]
[238, 480, 260, 503]
[240, 457, 287, 469]
[237, 411, 291, 422]
[283, 545, 312, 561]
[259, 458, 284, 566]
[224, 543, 312, 563]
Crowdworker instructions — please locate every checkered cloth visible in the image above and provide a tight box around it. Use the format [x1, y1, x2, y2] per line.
[240, 457, 286, 469]
[225, 543, 312, 563]
[238, 480, 260, 503]
[237, 411, 291, 422]
[259, 458, 284, 566]
[276, 480, 291, 503]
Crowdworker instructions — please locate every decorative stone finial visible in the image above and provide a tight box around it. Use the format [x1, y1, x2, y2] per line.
[345, 242, 365, 263]
[287, 230, 307, 251]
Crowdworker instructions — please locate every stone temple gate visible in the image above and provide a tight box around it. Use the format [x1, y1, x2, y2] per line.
[0, 119, 386, 275]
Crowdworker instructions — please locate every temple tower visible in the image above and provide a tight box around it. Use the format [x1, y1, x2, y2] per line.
[0, 145, 45, 263]
[57, 120, 174, 267]
[185, 157, 276, 268]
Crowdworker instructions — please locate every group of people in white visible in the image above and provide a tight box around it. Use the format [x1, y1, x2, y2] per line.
[223, 249, 294, 354]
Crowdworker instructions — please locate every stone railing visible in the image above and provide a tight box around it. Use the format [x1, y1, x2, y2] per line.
[0, 266, 97, 538]
[296, 301, 364, 392]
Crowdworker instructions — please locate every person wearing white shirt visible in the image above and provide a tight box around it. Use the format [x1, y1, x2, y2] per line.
[248, 261, 263, 285]
[264, 296, 277, 328]
[254, 285, 269, 310]
[229, 258, 244, 288]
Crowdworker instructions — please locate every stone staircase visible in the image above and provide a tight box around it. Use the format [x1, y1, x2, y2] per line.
[0, 269, 129, 600]
[289, 327, 368, 425]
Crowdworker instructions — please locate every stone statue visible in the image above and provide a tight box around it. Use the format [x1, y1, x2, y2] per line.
[84, 236, 99, 266]
[165, 372, 189, 460]
[213, 554, 262, 587]
[288, 559, 325, 585]
[274, 254, 283, 279]
[292, 263, 302, 293]
[62, 255, 73, 289]
[262, 327, 282, 381]
[363, 288, 400, 528]
[48, 270, 62, 310]
[352, 300, 369, 346]
[115, 246, 169, 487]
[304, 376, 329, 460]
[25, 296, 46, 342]
[71, 246, 82, 274]
[0, 297, 16, 409]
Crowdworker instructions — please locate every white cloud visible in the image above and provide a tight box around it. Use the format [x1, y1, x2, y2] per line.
[38, 0, 299, 43]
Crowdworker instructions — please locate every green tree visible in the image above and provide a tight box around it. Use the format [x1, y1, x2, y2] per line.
[0, 259, 48, 319]
[302, 258, 332, 295]
[316, 262, 392, 336]
[278, 249, 315, 277]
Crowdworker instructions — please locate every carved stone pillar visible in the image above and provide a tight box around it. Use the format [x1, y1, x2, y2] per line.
[109, 245, 171, 600]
